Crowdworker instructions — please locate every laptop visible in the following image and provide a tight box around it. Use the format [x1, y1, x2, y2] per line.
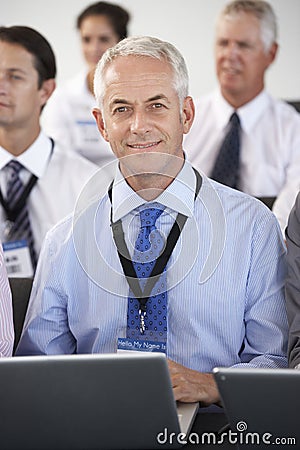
[0, 353, 198, 450]
[213, 367, 300, 448]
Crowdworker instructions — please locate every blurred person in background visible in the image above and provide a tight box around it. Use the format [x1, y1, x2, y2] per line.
[42, 1, 130, 166]
[0, 26, 97, 277]
[184, 0, 300, 235]
[285, 192, 300, 369]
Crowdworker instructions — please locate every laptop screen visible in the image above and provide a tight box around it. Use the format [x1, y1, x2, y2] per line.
[0, 353, 197, 449]
[214, 367, 299, 448]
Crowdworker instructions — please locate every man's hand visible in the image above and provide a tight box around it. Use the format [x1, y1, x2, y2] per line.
[168, 359, 220, 405]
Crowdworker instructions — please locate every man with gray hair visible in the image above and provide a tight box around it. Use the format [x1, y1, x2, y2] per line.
[17, 35, 288, 406]
[184, 0, 300, 234]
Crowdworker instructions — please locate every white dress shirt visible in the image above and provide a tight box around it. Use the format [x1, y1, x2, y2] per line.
[0, 132, 98, 255]
[183, 89, 300, 233]
[41, 70, 115, 167]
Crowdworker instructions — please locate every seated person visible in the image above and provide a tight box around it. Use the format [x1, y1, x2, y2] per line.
[183, 0, 300, 235]
[285, 192, 300, 368]
[42, 1, 130, 166]
[17, 36, 288, 405]
[0, 26, 97, 277]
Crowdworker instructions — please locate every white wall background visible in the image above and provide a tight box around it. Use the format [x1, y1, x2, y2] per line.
[2, 0, 300, 100]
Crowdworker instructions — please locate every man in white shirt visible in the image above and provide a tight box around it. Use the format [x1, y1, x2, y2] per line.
[0, 26, 98, 277]
[183, 0, 300, 234]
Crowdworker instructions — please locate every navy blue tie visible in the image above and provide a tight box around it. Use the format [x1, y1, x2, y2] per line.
[210, 112, 241, 189]
[127, 207, 167, 340]
[5, 160, 37, 268]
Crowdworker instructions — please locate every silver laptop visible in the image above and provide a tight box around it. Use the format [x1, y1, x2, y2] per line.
[213, 367, 300, 448]
[0, 353, 198, 449]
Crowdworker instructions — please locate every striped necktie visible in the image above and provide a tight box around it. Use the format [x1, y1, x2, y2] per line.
[5, 160, 37, 268]
[210, 112, 241, 189]
[127, 207, 167, 341]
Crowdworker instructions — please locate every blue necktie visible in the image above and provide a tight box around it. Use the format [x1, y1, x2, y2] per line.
[210, 112, 241, 189]
[5, 160, 37, 268]
[127, 207, 167, 340]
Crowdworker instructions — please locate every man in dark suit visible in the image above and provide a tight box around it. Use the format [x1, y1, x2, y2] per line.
[286, 192, 300, 368]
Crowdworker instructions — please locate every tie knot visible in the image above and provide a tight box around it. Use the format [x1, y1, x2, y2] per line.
[230, 112, 240, 126]
[139, 207, 164, 228]
[6, 160, 23, 175]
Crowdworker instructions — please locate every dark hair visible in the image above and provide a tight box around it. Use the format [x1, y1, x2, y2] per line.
[0, 26, 56, 87]
[76, 1, 130, 41]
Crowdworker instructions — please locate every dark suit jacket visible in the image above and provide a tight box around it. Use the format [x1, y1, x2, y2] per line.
[286, 191, 300, 367]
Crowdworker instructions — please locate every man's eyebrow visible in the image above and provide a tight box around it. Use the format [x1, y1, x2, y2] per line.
[147, 94, 170, 103]
[111, 98, 129, 105]
[7, 68, 27, 75]
[109, 94, 170, 107]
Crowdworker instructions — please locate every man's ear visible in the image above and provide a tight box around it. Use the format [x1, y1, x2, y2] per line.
[266, 42, 278, 68]
[182, 96, 195, 134]
[92, 107, 109, 141]
[40, 79, 56, 107]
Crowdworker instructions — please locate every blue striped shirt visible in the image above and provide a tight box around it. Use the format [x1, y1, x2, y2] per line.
[16, 162, 288, 370]
[0, 242, 14, 357]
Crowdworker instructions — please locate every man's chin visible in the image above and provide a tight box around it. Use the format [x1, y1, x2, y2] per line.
[120, 152, 183, 179]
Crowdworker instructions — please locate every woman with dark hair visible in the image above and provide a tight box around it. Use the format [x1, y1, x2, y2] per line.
[42, 2, 130, 166]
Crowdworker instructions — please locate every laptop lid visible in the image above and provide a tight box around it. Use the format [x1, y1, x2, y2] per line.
[213, 367, 299, 448]
[0, 353, 197, 450]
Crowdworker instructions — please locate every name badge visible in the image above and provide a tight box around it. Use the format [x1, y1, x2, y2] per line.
[117, 337, 167, 354]
[3, 240, 34, 277]
[76, 120, 99, 143]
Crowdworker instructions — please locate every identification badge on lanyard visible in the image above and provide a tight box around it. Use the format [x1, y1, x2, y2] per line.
[3, 240, 34, 277]
[110, 168, 202, 351]
[117, 337, 167, 354]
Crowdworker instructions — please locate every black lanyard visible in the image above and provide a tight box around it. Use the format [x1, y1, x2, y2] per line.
[0, 138, 54, 222]
[109, 168, 202, 321]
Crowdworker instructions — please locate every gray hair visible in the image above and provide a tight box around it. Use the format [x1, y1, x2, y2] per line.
[218, 0, 278, 52]
[94, 35, 189, 110]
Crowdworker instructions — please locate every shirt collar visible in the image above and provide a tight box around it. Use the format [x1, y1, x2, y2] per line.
[0, 131, 53, 177]
[237, 90, 270, 133]
[214, 89, 234, 130]
[112, 160, 197, 222]
[214, 88, 270, 133]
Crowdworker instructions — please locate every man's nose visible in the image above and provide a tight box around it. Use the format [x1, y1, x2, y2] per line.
[224, 42, 240, 59]
[0, 73, 9, 94]
[130, 110, 151, 134]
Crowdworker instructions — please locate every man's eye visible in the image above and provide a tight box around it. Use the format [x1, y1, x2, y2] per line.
[152, 103, 163, 109]
[115, 106, 128, 113]
[9, 74, 22, 81]
[238, 42, 251, 49]
[217, 40, 228, 47]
